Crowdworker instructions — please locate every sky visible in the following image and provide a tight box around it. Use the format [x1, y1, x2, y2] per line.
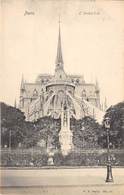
[0, 0, 124, 108]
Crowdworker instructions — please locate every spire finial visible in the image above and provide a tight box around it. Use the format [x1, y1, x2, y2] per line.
[59, 14, 61, 26]
[58, 15, 61, 38]
[20, 74, 25, 90]
[95, 78, 99, 90]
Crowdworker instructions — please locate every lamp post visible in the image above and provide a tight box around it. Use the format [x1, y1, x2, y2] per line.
[104, 117, 113, 183]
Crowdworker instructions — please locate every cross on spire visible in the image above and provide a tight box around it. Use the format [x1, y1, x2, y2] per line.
[58, 15, 61, 27]
[59, 15, 61, 24]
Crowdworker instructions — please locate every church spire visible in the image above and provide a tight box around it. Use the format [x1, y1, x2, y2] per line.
[14, 99, 17, 108]
[95, 79, 100, 92]
[55, 17, 64, 70]
[104, 97, 107, 111]
[20, 75, 25, 91]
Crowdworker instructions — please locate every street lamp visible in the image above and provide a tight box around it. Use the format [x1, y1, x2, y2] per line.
[104, 117, 113, 182]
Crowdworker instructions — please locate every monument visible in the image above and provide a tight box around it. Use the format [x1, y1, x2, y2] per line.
[59, 100, 73, 155]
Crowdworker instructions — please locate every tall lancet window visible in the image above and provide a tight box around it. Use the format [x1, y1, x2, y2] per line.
[33, 89, 38, 97]
[82, 89, 86, 98]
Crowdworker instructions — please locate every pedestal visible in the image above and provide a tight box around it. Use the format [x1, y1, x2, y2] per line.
[47, 151, 54, 166]
[106, 164, 114, 182]
[47, 156, 54, 166]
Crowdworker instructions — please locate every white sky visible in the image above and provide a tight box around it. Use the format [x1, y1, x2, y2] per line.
[0, 0, 124, 107]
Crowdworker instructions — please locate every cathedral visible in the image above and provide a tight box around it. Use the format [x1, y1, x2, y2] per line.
[19, 23, 104, 124]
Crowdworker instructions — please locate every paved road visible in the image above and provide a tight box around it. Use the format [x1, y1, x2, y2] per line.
[1, 168, 124, 195]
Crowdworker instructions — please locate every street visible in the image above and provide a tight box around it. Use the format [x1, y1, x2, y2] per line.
[1, 168, 124, 195]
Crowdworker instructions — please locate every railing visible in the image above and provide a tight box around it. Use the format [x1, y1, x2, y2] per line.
[1, 148, 124, 167]
[1, 148, 124, 154]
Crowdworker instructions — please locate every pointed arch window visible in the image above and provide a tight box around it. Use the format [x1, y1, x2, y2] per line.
[87, 98, 89, 102]
[41, 79, 44, 84]
[82, 89, 86, 97]
[33, 89, 38, 97]
[76, 79, 79, 84]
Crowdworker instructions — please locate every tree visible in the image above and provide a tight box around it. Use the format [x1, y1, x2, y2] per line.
[1, 102, 61, 149]
[71, 116, 102, 149]
[1, 102, 26, 148]
[99, 101, 124, 148]
[34, 117, 61, 150]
